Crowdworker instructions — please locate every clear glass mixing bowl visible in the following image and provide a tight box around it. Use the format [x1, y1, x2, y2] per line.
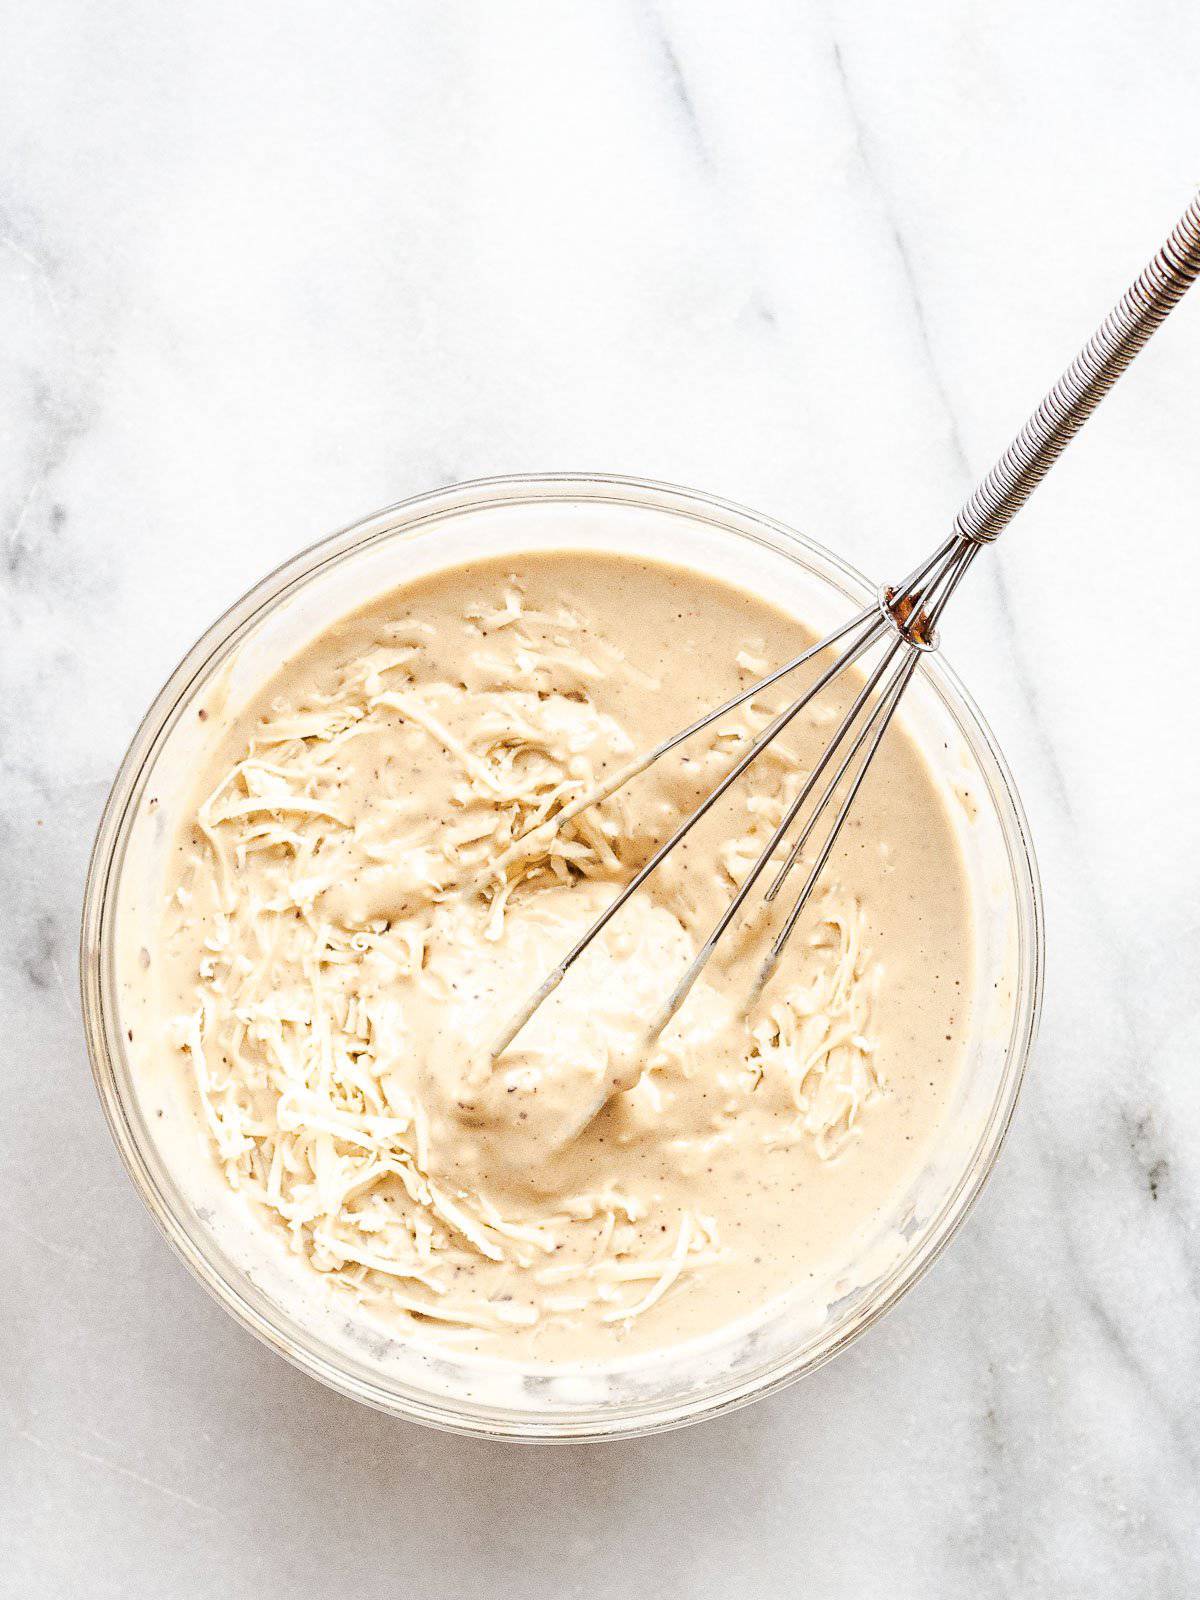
[80, 474, 1043, 1439]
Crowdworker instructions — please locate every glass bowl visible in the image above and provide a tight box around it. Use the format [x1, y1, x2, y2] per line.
[80, 474, 1043, 1439]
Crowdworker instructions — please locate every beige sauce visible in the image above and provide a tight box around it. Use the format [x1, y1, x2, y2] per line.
[155, 552, 973, 1360]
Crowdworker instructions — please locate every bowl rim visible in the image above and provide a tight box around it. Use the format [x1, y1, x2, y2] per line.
[80, 471, 1044, 1440]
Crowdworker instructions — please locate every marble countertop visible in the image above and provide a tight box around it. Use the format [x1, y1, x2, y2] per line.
[4, 2, 1200, 1594]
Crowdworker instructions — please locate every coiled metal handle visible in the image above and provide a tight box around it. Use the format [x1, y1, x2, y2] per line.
[954, 191, 1200, 545]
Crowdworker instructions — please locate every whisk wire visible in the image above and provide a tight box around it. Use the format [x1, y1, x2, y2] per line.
[764, 646, 914, 906]
[757, 541, 979, 988]
[645, 632, 911, 1041]
[472, 606, 872, 895]
[488, 606, 886, 1057]
[755, 650, 922, 998]
[648, 535, 985, 1037]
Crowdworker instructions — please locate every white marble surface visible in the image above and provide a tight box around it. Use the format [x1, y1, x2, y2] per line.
[4, 1, 1200, 1594]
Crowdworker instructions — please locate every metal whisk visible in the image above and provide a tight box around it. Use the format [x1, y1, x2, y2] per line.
[492, 191, 1200, 1058]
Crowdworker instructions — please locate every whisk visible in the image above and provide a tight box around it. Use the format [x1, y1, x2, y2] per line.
[492, 191, 1200, 1058]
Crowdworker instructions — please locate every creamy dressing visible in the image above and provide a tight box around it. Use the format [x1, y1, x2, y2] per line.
[154, 551, 974, 1360]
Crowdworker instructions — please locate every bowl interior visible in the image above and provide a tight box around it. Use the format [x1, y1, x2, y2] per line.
[82, 476, 1041, 1439]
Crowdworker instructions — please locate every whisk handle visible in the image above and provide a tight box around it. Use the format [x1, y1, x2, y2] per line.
[953, 191, 1200, 546]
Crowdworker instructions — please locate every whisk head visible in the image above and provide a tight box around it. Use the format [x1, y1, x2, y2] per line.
[489, 533, 979, 1059]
